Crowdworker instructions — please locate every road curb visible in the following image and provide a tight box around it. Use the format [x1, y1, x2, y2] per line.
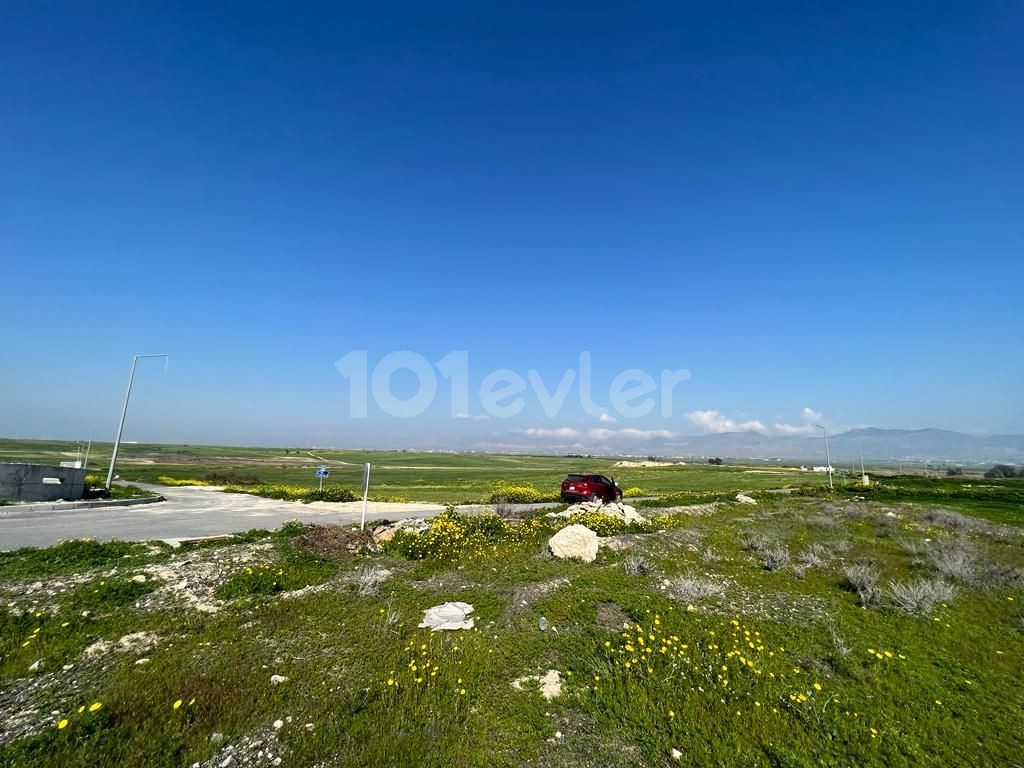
[0, 495, 165, 516]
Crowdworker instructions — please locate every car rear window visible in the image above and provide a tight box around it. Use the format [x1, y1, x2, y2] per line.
[565, 474, 586, 482]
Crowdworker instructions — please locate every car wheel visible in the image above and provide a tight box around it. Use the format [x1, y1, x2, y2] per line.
[589, 493, 600, 503]
[615, 492, 622, 502]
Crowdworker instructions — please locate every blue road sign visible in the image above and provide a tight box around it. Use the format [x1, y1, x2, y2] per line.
[316, 466, 329, 478]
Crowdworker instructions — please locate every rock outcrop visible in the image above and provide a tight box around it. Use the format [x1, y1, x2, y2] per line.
[547, 501, 645, 524]
[548, 524, 600, 562]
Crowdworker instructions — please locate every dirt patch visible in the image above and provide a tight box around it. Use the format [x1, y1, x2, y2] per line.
[510, 578, 570, 610]
[612, 460, 684, 468]
[660, 572, 827, 622]
[411, 570, 481, 594]
[599, 535, 637, 552]
[2, 572, 99, 617]
[651, 527, 703, 550]
[137, 542, 274, 614]
[652, 503, 720, 517]
[512, 669, 562, 700]
[529, 709, 647, 768]
[195, 724, 288, 767]
[291, 525, 376, 557]
[0, 656, 110, 746]
[596, 601, 633, 631]
[83, 631, 159, 657]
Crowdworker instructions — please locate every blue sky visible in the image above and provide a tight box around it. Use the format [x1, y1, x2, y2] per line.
[2, 1, 1021, 451]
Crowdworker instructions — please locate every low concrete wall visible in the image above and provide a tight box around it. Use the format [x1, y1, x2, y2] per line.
[0, 463, 87, 502]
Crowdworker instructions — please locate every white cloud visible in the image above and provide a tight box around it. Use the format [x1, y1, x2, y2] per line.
[686, 410, 767, 434]
[599, 413, 617, 423]
[516, 427, 580, 438]
[774, 406, 826, 435]
[588, 427, 677, 441]
[774, 422, 814, 435]
[801, 407, 824, 424]
[454, 413, 490, 421]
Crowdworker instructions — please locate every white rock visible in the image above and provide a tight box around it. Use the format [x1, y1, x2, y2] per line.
[735, 493, 757, 505]
[135, 658, 150, 665]
[270, 675, 289, 685]
[418, 602, 475, 631]
[272, 719, 284, 730]
[672, 748, 683, 760]
[131, 574, 147, 583]
[548, 525, 600, 562]
[29, 659, 42, 672]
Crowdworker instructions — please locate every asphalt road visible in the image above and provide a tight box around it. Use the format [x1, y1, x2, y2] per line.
[0, 485, 559, 550]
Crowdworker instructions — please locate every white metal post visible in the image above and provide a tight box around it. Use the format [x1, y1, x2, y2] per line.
[858, 438, 868, 485]
[83, 427, 94, 472]
[815, 424, 833, 489]
[360, 462, 371, 530]
[105, 354, 168, 490]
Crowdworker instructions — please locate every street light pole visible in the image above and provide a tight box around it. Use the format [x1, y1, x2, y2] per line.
[815, 424, 833, 489]
[857, 437, 867, 485]
[105, 354, 168, 490]
[83, 426, 94, 470]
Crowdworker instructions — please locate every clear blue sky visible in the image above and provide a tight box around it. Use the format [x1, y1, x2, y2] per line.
[2, 1, 1021, 451]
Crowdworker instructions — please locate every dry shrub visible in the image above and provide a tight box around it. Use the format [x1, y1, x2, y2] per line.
[761, 546, 789, 572]
[798, 543, 829, 569]
[928, 538, 978, 583]
[975, 561, 1024, 589]
[356, 565, 392, 596]
[827, 539, 853, 555]
[898, 536, 929, 558]
[842, 504, 871, 519]
[922, 509, 1013, 540]
[843, 561, 882, 608]
[826, 618, 851, 657]
[889, 577, 956, 616]
[923, 538, 1022, 589]
[669, 571, 726, 601]
[740, 531, 771, 552]
[493, 497, 516, 520]
[808, 514, 839, 530]
[623, 555, 656, 576]
[292, 525, 376, 557]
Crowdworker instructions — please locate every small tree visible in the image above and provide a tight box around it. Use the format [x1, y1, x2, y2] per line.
[984, 464, 1018, 479]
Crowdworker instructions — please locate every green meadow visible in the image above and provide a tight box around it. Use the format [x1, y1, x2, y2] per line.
[0, 439, 1021, 767]
[2, 438, 839, 503]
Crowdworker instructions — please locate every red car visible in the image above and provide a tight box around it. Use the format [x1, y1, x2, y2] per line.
[561, 473, 622, 503]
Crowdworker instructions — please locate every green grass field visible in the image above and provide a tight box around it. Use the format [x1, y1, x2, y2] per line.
[2, 439, 1022, 766]
[1, 438, 862, 503]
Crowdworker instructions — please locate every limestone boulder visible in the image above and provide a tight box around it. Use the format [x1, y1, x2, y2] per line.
[548, 524, 600, 562]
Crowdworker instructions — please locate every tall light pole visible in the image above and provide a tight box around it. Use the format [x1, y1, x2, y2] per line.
[105, 354, 168, 490]
[83, 426, 95, 471]
[857, 437, 867, 485]
[815, 424, 833, 489]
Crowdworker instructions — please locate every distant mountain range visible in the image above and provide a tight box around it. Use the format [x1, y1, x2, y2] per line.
[662, 428, 1024, 465]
